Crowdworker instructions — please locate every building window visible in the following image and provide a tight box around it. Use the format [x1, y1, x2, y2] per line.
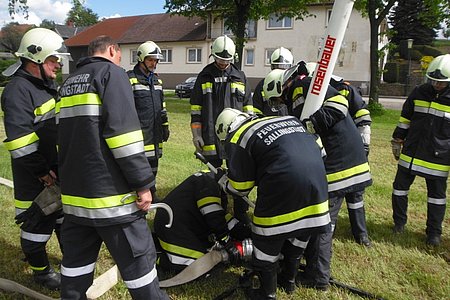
[245, 49, 254, 65]
[187, 48, 202, 63]
[160, 49, 172, 63]
[265, 48, 276, 65]
[131, 50, 138, 64]
[224, 19, 257, 38]
[267, 14, 292, 29]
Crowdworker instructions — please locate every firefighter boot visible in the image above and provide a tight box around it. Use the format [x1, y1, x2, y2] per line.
[245, 270, 277, 299]
[425, 201, 445, 246]
[277, 258, 299, 293]
[348, 209, 371, 247]
[33, 266, 61, 290]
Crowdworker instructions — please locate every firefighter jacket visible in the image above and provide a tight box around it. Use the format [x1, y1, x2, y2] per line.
[393, 83, 450, 179]
[190, 62, 253, 159]
[287, 77, 372, 196]
[252, 79, 289, 116]
[330, 78, 372, 128]
[2, 68, 58, 212]
[57, 56, 154, 227]
[224, 115, 331, 239]
[154, 172, 246, 267]
[127, 65, 168, 159]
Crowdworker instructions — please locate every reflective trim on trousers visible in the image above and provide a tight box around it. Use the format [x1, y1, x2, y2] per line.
[124, 265, 157, 289]
[253, 245, 281, 263]
[21, 230, 51, 243]
[61, 261, 96, 277]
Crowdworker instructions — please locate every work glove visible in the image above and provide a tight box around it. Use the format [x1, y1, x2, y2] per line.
[217, 171, 229, 193]
[162, 125, 170, 142]
[359, 125, 371, 157]
[302, 118, 316, 134]
[391, 138, 403, 160]
[15, 185, 62, 229]
[191, 125, 204, 152]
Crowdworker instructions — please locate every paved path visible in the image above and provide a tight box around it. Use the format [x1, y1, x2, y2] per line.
[363, 96, 405, 110]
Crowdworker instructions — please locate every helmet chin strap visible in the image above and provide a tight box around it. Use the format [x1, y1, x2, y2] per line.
[38, 63, 52, 86]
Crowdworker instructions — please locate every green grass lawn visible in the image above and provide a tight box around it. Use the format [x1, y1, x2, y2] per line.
[0, 92, 449, 300]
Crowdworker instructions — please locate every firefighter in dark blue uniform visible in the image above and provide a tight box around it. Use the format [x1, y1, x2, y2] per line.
[391, 54, 450, 246]
[190, 35, 254, 224]
[1, 28, 71, 290]
[154, 171, 250, 272]
[127, 41, 169, 177]
[215, 108, 331, 299]
[263, 66, 372, 290]
[57, 36, 168, 300]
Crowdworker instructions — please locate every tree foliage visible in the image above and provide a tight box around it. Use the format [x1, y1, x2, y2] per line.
[164, 0, 315, 69]
[389, 0, 440, 45]
[7, 0, 28, 19]
[40, 19, 56, 30]
[0, 22, 30, 52]
[65, 0, 98, 27]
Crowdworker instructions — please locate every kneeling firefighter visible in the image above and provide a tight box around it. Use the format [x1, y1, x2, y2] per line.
[215, 108, 331, 299]
[154, 171, 251, 273]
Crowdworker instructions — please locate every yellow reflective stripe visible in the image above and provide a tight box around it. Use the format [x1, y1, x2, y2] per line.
[34, 98, 55, 116]
[144, 144, 155, 151]
[4, 132, 39, 151]
[105, 130, 143, 149]
[339, 89, 350, 97]
[203, 144, 216, 151]
[60, 93, 102, 108]
[197, 196, 221, 208]
[62, 193, 137, 209]
[15, 199, 33, 209]
[327, 163, 370, 183]
[243, 105, 254, 113]
[402, 154, 450, 172]
[355, 108, 370, 118]
[253, 201, 329, 226]
[191, 105, 202, 111]
[229, 178, 255, 191]
[159, 239, 204, 259]
[399, 116, 410, 124]
[158, 79, 163, 85]
[413, 99, 430, 108]
[326, 95, 348, 106]
[129, 77, 138, 84]
[230, 118, 262, 144]
[292, 87, 304, 100]
[430, 101, 450, 113]
[202, 82, 213, 90]
[231, 82, 245, 92]
[30, 265, 48, 271]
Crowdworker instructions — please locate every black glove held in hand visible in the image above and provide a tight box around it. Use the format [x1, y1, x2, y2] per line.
[15, 202, 43, 229]
[162, 125, 170, 142]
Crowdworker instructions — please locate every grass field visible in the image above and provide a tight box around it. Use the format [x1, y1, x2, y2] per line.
[0, 91, 449, 300]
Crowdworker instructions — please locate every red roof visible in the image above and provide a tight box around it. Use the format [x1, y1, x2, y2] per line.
[65, 13, 207, 47]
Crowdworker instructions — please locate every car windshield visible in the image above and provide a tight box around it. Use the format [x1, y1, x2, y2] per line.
[186, 77, 197, 83]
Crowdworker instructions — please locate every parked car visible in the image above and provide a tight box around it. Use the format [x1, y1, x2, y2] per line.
[175, 76, 197, 98]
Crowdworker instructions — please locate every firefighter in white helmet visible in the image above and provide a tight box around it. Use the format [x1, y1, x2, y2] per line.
[127, 41, 169, 179]
[252, 47, 294, 117]
[263, 65, 372, 291]
[190, 35, 254, 225]
[1, 27, 71, 290]
[214, 108, 330, 298]
[391, 54, 450, 246]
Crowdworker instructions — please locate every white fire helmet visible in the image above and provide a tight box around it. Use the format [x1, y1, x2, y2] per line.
[215, 108, 249, 140]
[137, 41, 163, 62]
[211, 36, 236, 61]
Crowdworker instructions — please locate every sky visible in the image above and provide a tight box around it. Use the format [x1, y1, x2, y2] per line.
[0, 0, 167, 28]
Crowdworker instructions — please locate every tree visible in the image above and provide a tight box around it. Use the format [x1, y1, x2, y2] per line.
[389, 0, 440, 46]
[0, 22, 31, 52]
[40, 19, 56, 30]
[65, 0, 98, 27]
[164, 0, 315, 69]
[7, 0, 29, 19]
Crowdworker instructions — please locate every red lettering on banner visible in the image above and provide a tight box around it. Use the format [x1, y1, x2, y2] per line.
[311, 35, 336, 95]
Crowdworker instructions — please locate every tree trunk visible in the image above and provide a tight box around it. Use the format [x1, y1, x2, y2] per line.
[368, 1, 380, 104]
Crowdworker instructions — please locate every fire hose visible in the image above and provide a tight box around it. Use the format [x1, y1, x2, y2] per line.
[0, 188, 173, 300]
[194, 151, 255, 208]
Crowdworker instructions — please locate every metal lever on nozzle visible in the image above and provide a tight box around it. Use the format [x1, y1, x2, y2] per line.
[120, 193, 173, 228]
